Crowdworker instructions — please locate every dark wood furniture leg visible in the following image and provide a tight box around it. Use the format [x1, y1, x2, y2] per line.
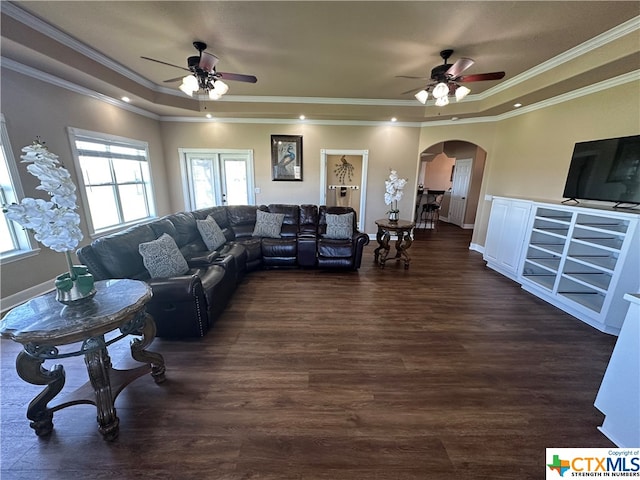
[84, 337, 120, 440]
[396, 229, 413, 269]
[374, 226, 392, 268]
[129, 313, 166, 384]
[15, 349, 64, 436]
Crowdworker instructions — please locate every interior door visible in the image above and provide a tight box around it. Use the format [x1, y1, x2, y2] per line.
[181, 149, 255, 210]
[449, 158, 472, 227]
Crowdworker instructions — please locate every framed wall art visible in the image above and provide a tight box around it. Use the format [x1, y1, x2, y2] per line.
[271, 135, 303, 181]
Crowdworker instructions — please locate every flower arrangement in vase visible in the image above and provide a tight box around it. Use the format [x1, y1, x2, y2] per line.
[3, 138, 95, 305]
[384, 169, 407, 222]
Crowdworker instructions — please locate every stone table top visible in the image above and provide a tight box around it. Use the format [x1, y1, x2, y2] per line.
[375, 218, 415, 229]
[0, 279, 152, 346]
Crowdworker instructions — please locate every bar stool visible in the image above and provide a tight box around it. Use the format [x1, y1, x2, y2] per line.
[419, 193, 443, 230]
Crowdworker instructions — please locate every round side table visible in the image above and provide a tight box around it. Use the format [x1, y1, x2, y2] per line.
[373, 218, 415, 269]
[0, 279, 165, 440]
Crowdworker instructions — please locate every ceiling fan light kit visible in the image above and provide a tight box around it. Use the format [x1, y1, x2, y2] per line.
[179, 74, 200, 96]
[414, 89, 429, 104]
[455, 85, 471, 102]
[406, 49, 505, 107]
[143, 41, 257, 100]
[432, 82, 450, 99]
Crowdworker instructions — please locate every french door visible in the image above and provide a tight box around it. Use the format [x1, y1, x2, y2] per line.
[181, 149, 255, 210]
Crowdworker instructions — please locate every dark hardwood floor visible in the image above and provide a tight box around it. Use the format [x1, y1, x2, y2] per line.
[0, 223, 617, 479]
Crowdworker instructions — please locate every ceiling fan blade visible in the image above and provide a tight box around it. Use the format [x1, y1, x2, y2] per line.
[396, 75, 430, 80]
[141, 56, 190, 72]
[218, 72, 258, 83]
[199, 52, 219, 73]
[446, 57, 474, 78]
[456, 71, 505, 82]
[163, 76, 185, 83]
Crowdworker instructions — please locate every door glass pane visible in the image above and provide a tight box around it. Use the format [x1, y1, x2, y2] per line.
[85, 185, 119, 229]
[190, 158, 216, 209]
[223, 159, 248, 205]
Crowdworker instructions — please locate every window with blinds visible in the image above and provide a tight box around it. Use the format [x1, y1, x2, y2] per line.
[69, 128, 156, 233]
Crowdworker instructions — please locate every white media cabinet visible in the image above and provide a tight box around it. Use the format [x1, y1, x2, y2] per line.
[484, 197, 639, 335]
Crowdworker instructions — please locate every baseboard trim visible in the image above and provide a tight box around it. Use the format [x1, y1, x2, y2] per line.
[1, 278, 55, 315]
[469, 243, 484, 254]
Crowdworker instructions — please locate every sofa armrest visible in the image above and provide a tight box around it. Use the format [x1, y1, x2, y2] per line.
[185, 251, 220, 267]
[145, 275, 210, 338]
[146, 274, 204, 302]
[351, 232, 370, 269]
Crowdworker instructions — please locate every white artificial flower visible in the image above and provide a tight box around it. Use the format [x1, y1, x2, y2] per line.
[384, 169, 407, 205]
[3, 139, 83, 252]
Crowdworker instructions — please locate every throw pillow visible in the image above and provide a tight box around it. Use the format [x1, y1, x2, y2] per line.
[252, 210, 285, 238]
[325, 212, 354, 239]
[197, 215, 226, 250]
[139, 233, 189, 278]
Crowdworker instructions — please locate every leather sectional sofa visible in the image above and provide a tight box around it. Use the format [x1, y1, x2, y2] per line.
[77, 204, 369, 338]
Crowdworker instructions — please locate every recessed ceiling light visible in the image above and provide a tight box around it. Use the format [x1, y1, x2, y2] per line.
[390, 117, 397, 122]
[299, 115, 306, 120]
[205, 113, 212, 119]
[514, 103, 522, 108]
[121, 96, 131, 103]
[451, 117, 459, 121]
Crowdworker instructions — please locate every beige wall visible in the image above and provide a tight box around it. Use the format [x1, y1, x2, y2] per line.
[422, 153, 454, 191]
[1, 67, 638, 301]
[0, 70, 169, 299]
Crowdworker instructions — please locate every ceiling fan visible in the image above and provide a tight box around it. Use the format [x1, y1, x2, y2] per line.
[399, 49, 505, 106]
[141, 41, 257, 99]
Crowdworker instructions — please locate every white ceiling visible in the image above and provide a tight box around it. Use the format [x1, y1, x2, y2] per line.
[2, 1, 639, 122]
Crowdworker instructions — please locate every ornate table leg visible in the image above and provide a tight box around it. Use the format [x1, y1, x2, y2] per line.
[397, 229, 413, 269]
[83, 336, 119, 440]
[15, 349, 65, 436]
[375, 228, 392, 268]
[373, 226, 385, 265]
[130, 313, 166, 384]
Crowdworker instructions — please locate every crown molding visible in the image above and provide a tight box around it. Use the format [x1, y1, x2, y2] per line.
[2, 58, 637, 128]
[491, 70, 640, 122]
[1, 1, 158, 91]
[159, 116, 420, 127]
[0, 57, 160, 120]
[479, 15, 640, 100]
[215, 95, 420, 107]
[4, 2, 637, 110]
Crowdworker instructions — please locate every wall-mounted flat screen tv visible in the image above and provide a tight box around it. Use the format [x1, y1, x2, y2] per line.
[563, 134, 640, 206]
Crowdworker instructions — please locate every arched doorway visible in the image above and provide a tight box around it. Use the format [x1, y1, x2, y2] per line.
[417, 140, 486, 230]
